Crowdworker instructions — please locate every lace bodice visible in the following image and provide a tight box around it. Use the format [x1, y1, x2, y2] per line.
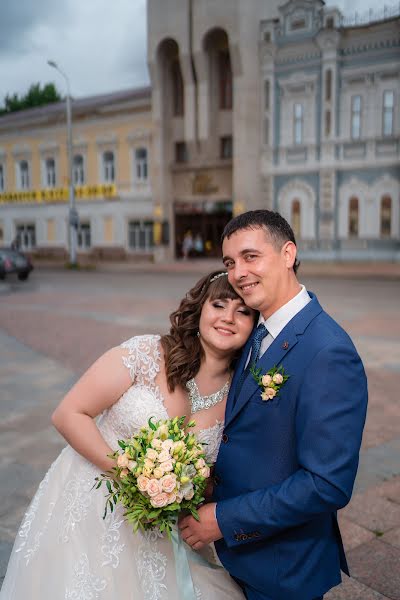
[97, 335, 224, 464]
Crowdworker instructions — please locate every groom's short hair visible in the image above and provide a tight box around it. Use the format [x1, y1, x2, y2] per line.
[221, 209, 300, 274]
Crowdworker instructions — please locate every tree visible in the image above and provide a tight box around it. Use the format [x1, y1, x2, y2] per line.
[0, 83, 62, 116]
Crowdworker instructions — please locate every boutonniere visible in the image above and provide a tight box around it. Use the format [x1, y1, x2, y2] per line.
[249, 364, 289, 401]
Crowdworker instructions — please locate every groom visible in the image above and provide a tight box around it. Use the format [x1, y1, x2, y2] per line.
[180, 209, 368, 599]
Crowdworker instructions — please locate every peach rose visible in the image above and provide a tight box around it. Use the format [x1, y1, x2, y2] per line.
[137, 475, 150, 492]
[273, 373, 283, 385]
[144, 458, 155, 470]
[153, 467, 164, 479]
[262, 374, 272, 386]
[199, 466, 210, 478]
[161, 474, 177, 493]
[146, 448, 158, 461]
[147, 479, 162, 497]
[195, 458, 206, 470]
[167, 492, 177, 505]
[117, 453, 130, 468]
[262, 387, 277, 401]
[150, 492, 169, 508]
[157, 450, 171, 463]
[120, 468, 129, 479]
[160, 460, 174, 473]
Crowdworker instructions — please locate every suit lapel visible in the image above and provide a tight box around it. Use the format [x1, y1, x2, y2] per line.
[225, 329, 255, 422]
[224, 293, 323, 427]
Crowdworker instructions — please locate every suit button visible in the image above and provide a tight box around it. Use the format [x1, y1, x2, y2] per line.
[222, 433, 228, 443]
[214, 474, 221, 486]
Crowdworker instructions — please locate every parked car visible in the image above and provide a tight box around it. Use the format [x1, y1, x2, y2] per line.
[0, 248, 34, 281]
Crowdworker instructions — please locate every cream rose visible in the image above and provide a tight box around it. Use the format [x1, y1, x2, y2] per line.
[120, 468, 129, 479]
[153, 467, 164, 479]
[160, 460, 174, 473]
[157, 450, 171, 463]
[195, 458, 206, 470]
[167, 492, 177, 505]
[128, 460, 137, 472]
[147, 479, 162, 497]
[199, 466, 210, 478]
[150, 492, 169, 508]
[161, 474, 177, 493]
[273, 373, 284, 384]
[137, 475, 150, 492]
[161, 439, 174, 451]
[117, 453, 130, 468]
[262, 387, 277, 400]
[146, 448, 158, 461]
[144, 458, 155, 470]
[142, 466, 153, 478]
[183, 487, 195, 500]
[262, 374, 272, 386]
[151, 438, 163, 450]
[172, 440, 186, 453]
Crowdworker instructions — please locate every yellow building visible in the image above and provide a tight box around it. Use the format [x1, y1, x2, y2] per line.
[0, 87, 163, 259]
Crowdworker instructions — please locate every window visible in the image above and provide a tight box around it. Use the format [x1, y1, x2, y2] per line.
[264, 118, 270, 145]
[175, 142, 188, 163]
[348, 197, 359, 237]
[45, 158, 56, 188]
[264, 80, 270, 111]
[128, 220, 154, 252]
[263, 31, 271, 43]
[325, 110, 331, 137]
[219, 50, 233, 110]
[73, 154, 85, 185]
[380, 195, 392, 238]
[171, 59, 184, 117]
[351, 95, 362, 139]
[135, 147, 148, 181]
[77, 223, 91, 249]
[19, 160, 30, 189]
[325, 70, 332, 102]
[294, 103, 304, 145]
[16, 224, 36, 250]
[0, 164, 4, 192]
[103, 151, 115, 182]
[290, 17, 306, 31]
[326, 17, 334, 29]
[291, 200, 301, 239]
[383, 91, 394, 137]
[220, 136, 233, 159]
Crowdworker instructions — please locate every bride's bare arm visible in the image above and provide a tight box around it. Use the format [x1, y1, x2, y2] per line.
[52, 346, 132, 472]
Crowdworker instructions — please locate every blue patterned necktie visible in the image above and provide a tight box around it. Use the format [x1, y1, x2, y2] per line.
[236, 323, 268, 397]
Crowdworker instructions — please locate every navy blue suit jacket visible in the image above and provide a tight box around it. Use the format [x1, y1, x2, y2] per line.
[214, 293, 368, 600]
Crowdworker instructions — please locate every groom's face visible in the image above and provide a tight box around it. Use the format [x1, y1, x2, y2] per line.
[222, 227, 291, 319]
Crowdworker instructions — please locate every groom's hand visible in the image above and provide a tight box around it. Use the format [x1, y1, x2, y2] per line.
[179, 503, 223, 550]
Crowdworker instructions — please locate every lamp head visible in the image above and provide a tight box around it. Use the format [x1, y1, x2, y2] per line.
[47, 60, 57, 69]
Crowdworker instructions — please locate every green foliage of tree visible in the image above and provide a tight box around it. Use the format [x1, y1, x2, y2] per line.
[0, 83, 62, 116]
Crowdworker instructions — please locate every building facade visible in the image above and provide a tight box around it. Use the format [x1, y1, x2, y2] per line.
[0, 0, 399, 261]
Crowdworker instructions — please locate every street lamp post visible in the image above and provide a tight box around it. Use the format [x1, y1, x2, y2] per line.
[47, 60, 78, 266]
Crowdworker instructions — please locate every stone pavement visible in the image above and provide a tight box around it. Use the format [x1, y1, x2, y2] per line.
[0, 263, 399, 598]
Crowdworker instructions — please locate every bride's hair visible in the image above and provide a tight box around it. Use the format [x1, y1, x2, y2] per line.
[161, 271, 246, 392]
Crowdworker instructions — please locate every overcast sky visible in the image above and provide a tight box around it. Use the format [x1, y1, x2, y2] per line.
[0, 0, 386, 103]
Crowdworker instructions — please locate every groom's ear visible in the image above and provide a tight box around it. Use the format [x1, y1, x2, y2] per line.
[282, 241, 297, 270]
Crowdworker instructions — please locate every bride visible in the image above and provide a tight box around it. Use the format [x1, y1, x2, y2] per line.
[1, 271, 256, 599]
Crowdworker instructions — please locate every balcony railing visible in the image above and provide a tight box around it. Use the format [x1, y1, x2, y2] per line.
[340, 3, 400, 27]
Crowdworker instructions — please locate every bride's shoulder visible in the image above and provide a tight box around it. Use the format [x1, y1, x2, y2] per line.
[120, 334, 161, 354]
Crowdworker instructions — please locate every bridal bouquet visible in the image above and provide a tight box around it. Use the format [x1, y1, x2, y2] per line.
[94, 416, 210, 538]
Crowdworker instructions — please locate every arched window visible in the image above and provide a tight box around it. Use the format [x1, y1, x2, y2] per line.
[103, 151, 115, 182]
[73, 154, 85, 185]
[45, 158, 56, 187]
[0, 164, 4, 192]
[351, 95, 362, 139]
[294, 103, 304, 145]
[219, 50, 232, 110]
[135, 148, 148, 181]
[380, 195, 392, 238]
[19, 160, 30, 189]
[291, 199, 301, 239]
[171, 59, 184, 116]
[348, 196, 359, 237]
[325, 110, 331, 137]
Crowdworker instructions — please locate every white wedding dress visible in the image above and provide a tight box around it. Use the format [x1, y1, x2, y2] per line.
[1, 335, 244, 600]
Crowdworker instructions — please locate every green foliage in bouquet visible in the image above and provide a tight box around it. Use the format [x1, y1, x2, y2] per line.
[94, 416, 211, 539]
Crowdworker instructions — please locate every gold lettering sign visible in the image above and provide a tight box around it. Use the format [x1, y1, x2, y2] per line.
[192, 173, 218, 195]
[0, 184, 117, 204]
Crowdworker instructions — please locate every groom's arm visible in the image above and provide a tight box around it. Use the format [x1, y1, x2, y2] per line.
[216, 341, 368, 549]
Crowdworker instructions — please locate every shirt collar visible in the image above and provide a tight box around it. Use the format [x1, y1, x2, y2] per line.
[257, 285, 311, 339]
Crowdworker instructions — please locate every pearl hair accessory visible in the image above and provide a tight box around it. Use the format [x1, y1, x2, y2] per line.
[209, 272, 228, 283]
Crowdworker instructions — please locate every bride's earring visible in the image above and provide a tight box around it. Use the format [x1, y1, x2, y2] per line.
[196, 331, 200, 338]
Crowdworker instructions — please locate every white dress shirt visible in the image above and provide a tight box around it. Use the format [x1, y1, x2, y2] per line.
[245, 284, 311, 368]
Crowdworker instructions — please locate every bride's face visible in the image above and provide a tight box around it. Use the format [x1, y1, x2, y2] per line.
[198, 297, 255, 357]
